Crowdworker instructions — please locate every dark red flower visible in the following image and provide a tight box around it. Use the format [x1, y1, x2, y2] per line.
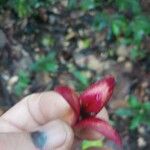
[54, 75, 122, 146]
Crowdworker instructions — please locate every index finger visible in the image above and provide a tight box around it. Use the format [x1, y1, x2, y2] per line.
[0, 91, 76, 132]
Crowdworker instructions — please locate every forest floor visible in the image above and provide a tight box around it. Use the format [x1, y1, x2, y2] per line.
[0, 2, 150, 150]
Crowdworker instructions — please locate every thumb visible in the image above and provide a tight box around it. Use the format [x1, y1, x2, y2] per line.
[0, 120, 74, 150]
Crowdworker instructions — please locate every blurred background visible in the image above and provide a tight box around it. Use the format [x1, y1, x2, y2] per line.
[0, 0, 150, 149]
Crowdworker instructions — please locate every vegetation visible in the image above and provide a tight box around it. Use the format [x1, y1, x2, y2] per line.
[0, 0, 149, 61]
[31, 52, 58, 73]
[82, 140, 103, 150]
[115, 95, 150, 130]
[0, 0, 149, 149]
[14, 71, 30, 96]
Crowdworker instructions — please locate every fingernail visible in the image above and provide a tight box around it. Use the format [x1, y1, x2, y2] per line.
[31, 121, 67, 149]
[31, 131, 47, 149]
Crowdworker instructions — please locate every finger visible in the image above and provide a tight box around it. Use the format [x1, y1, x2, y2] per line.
[0, 92, 76, 132]
[0, 120, 74, 150]
[76, 108, 109, 139]
[96, 107, 109, 122]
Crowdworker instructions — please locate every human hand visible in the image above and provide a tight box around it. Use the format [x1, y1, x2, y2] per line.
[0, 91, 109, 150]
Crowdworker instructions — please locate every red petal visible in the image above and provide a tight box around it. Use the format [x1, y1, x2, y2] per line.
[54, 86, 80, 120]
[74, 117, 122, 146]
[80, 75, 115, 113]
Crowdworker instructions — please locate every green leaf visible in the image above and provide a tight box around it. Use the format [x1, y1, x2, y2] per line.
[42, 35, 55, 47]
[82, 140, 103, 150]
[8, 0, 57, 17]
[10, 0, 31, 17]
[128, 95, 141, 108]
[14, 71, 30, 96]
[93, 13, 108, 31]
[130, 47, 145, 61]
[67, 64, 89, 90]
[112, 21, 120, 36]
[142, 102, 150, 111]
[80, 0, 96, 10]
[115, 108, 133, 117]
[134, 31, 144, 44]
[67, 0, 77, 9]
[130, 115, 143, 130]
[143, 119, 150, 126]
[115, 0, 141, 14]
[111, 15, 128, 36]
[118, 38, 132, 45]
[131, 16, 150, 34]
[72, 71, 89, 86]
[130, 48, 139, 60]
[31, 52, 58, 73]
[130, 16, 150, 44]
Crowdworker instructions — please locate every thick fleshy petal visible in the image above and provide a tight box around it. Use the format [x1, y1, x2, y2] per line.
[80, 75, 115, 114]
[54, 86, 80, 120]
[74, 117, 122, 146]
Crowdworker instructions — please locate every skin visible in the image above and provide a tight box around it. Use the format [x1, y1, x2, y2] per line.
[0, 91, 109, 150]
